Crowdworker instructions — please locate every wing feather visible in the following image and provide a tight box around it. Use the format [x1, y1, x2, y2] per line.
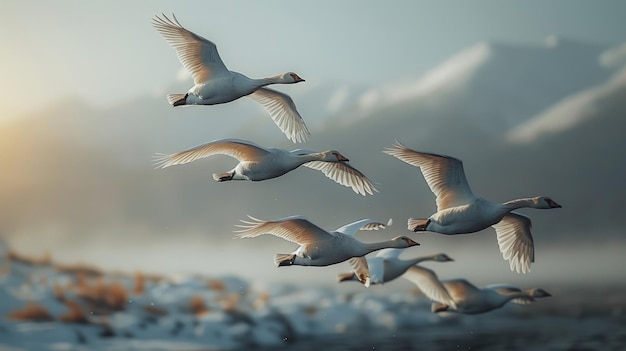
[247, 88, 310, 143]
[152, 14, 228, 84]
[492, 213, 534, 274]
[234, 215, 333, 245]
[346, 257, 375, 286]
[383, 141, 474, 210]
[154, 139, 270, 169]
[402, 266, 457, 308]
[303, 161, 377, 196]
[334, 219, 389, 236]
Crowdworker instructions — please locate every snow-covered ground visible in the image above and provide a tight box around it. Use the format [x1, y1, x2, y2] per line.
[0, 251, 624, 351]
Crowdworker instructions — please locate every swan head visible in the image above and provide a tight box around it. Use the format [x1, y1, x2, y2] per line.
[534, 196, 562, 209]
[529, 288, 551, 298]
[321, 150, 349, 162]
[533, 196, 562, 208]
[282, 72, 305, 83]
[433, 253, 454, 262]
[391, 236, 420, 248]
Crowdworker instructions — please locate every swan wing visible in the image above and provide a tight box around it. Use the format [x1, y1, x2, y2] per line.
[154, 138, 271, 168]
[383, 141, 475, 210]
[492, 212, 535, 274]
[346, 257, 378, 286]
[234, 215, 333, 245]
[402, 266, 456, 308]
[152, 14, 228, 84]
[303, 161, 378, 196]
[334, 218, 390, 237]
[441, 279, 482, 303]
[247, 88, 310, 143]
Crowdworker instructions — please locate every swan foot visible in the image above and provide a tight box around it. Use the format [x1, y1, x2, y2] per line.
[408, 218, 430, 232]
[275, 253, 296, 267]
[213, 172, 234, 182]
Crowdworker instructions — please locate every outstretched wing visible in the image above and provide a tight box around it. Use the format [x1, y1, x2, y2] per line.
[402, 266, 457, 308]
[383, 141, 475, 210]
[152, 14, 228, 84]
[234, 215, 333, 245]
[334, 218, 391, 237]
[492, 212, 535, 274]
[153, 139, 270, 169]
[247, 88, 310, 143]
[346, 256, 379, 287]
[303, 161, 378, 196]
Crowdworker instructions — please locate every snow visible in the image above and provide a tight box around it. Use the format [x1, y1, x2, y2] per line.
[507, 66, 626, 143]
[1, 242, 625, 350]
[600, 42, 626, 69]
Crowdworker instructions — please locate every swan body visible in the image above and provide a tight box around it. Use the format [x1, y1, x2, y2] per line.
[235, 216, 418, 269]
[337, 250, 453, 287]
[402, 266, 551, 314]
[383, 141, 562, 273]
[154, 138, 377, 196]
[153, 14, 310, 143]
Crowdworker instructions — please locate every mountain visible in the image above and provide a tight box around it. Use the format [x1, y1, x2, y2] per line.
[1, 38, 625, 276]
[338, 37, 613, 135]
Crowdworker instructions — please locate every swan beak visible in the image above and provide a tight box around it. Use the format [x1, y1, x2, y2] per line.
[552, 202, 562, 208]
[337, 154, 349, 162]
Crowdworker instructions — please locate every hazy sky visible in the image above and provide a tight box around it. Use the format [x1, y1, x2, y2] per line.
[1, 1, 626, 122]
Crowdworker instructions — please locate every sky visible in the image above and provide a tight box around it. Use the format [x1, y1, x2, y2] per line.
[2, 1, 626, 122]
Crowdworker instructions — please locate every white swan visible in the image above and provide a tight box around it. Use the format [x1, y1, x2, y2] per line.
[154, 138, 377, 196]
[152, 14, 310, 143]
[383, 141, 562, 273]
[402, 265, 551, 314]
[235, 216, 418, 269]
[337, 250, 453, 287]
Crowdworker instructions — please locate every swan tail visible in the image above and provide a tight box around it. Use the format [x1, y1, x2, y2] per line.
[408, 218, 430, 232]
[167, 93, 187, 106]
[274, 253, 296, 267]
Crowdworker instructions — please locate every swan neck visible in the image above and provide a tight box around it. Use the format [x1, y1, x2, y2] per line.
[255, 75, 283, 87]
[297, 152, 325, 164]
[363, 240, 401, 254]
[407, 255, 435, 266]
[502, 198, 536, 210]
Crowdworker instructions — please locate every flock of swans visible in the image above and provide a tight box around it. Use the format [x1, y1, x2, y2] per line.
[152, 14, 560, 315]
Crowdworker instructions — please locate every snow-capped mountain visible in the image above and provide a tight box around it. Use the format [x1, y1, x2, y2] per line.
[341, 36, 614, 134]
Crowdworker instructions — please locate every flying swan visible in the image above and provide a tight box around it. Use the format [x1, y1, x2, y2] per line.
[337, 250, 453, 287]
[402, 265, 551, 314]
[383, 141, 561, 273]
[234, 216, 418, 272]
[152, 14, 310, 143]
[154, 138, 377, 196]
